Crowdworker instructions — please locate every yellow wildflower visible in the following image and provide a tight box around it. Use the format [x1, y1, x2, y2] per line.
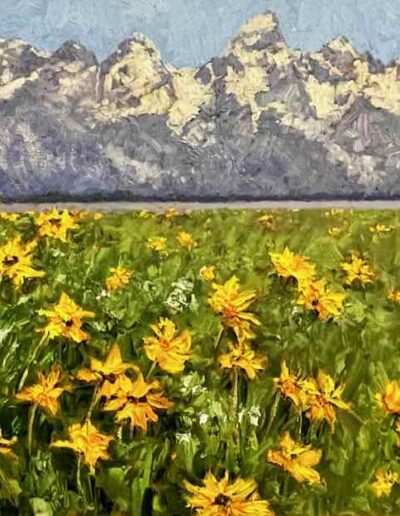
[77, 343, 133, 382]
[0, 431, 17, 457]
[184, 471, 274, 516]
[164, 207, 181, 219]
[147, 236, 167, 253]
[377, 381, 400, 415]
[139, 210, 151, 219]
[267, 432, 322, 485]
[325, 209, 345, 217]
[52, 420, 112, 474]
[77, 210, 102, 221]
[103, 371, 172, 431]
[370, 224, 393, 234]
[341, 252, 375, 285]
[275, 364, 350, 430]
[0, 213, 20, 222]
[105, 267, 133, 292]
[219, 339, 266, 380]
[0, 236, 44, 288]
[37, 293, 95, 343]
[371, 469, 399, 498]
[305, 371, 351, 431]
[273, 360, 309, 411]
[16, 365, 69, 416]
[328, 226, 343, 236]
[143, 318, 192, 374]
[199, 265, 216, 282]
[270, 247, 316, 286]
[35, 208, 79, 242]
[72, 210, 88, 220]
[258, 213, 276, 229]
[296, 278, 346, 321]
[388, 291, 400, 303]
[208, 276, 260, 340]
[76, 343, 136, 400]
[177, 231, 197, 250]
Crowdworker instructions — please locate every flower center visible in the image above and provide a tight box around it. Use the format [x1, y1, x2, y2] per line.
[223, 306, 237, 319]
[214, 493, 230, 506]
[160, 338, 170, 350]
[3, 255, 19, 266]
[49, 218, 62, 227]
[311, 299, 319, 307]
[64, 319, 74, 327]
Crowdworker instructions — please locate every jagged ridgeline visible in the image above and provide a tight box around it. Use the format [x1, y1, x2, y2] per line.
[1, 11, 400, 201]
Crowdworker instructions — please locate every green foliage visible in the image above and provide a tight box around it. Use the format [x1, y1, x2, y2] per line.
[0, 208, 398, 514]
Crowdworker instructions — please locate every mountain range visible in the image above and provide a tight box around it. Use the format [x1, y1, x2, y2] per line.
[1, 11, 400, 201]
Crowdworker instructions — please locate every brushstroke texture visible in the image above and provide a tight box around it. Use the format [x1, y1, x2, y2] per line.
[2, 0, 400, 66]
[1, 12, 400, 201]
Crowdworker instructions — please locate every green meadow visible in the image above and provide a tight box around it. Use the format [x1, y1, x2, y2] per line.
[0, 208, 399, 515]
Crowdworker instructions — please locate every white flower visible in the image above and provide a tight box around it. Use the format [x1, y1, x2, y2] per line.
[238, 409, 246, 424]
[173, 279, 193, 292]
[51, 248, 65, 258]
[165, 278, 195, 314]
[237, 406, 261, 426]
[176, 432, 192, 444]
[96, 289, 110, 300]
[248, 406, 261, 427]
[199, 413, 209, 425]
[165, 290, 188, 313]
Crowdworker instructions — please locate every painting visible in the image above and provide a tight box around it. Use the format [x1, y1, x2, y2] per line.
[1, 2, 400, 516]
[0, 208, 399, 515]
[1, 1, 400, 200]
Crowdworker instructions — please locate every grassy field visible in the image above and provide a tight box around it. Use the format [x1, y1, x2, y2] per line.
[0, 208, 399, 515]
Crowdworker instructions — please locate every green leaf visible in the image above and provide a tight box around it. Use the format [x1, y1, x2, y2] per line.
[29, 498, 53, 516]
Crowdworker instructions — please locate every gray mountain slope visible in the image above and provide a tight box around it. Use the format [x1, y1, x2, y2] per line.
[0, 12, 400, 201]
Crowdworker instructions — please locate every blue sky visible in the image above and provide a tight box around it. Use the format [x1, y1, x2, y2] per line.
[1, 0, 400, 65]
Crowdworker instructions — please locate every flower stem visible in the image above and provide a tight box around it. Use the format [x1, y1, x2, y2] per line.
[27, 404, 38, 455]
[76, 456, 84, 499]
[214, 327, 224, 349]
[232, 368, 239, 420]
[85, 385, 99, 421]
[18, 334, 48, 391]
[282, 475, 290, 497]
[146, 362, 157, 380]
[349, 409, 365, 425]
[298, 412, 303, 438]
[266, 392, 280, 435]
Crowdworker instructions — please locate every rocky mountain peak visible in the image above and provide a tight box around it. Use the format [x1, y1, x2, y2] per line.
[229, 11, 285, 53]
[98, 32, 172, 107]
[326, 36, 359, 58]
[96, 32, 212, 136]
[100, 33, 164, 75]
[310, 36, 362, 81]
[51, 40, 97, 66]
[240, 12, 282, 37]
[0, 40, 48, 86]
